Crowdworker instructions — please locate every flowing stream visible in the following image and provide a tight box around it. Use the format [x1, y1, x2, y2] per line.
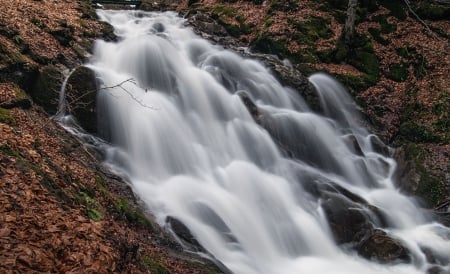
[70, 10, 449, 274]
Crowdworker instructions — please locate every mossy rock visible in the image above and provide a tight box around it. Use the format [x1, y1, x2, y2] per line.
[269, 0, 300, 13]
[30, 65, 64, 114]
[378, 0, 407, 20]
[399, 121, 440, 143]
[290, 16, 332, 45]
[100, 22, 117, 42]
[320, 0, 348, 10]
[372, 14, 397, 34]
[250, 33, 290, 59]
[141, 256, 169, 274]
[66, 66, 98, 133]
[368, 28, 389, 45]
[50, 26, 75, 47]
[400, 143, 446, 206]
[0, 107, 16, 125]
[336, 74, 371, 93]
[387, 63, 408, 82]
[414, 2, 450, 21]
[0, 41, 28, 67]
[77, 0, 98, 20]
[344, 35, 379, 84]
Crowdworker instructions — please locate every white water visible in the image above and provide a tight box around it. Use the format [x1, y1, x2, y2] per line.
[82, 10, 449, 274]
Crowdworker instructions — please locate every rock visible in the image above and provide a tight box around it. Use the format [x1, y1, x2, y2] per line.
[322, 192, 374, 244]
[187, 11, 228, 37]
[242, 52, 319, 111]
[356, 229, 410, 263]
[427, 265, 447, 274]
[369, 135, 390, 156]
[165, 216, 203, 251]
[393, 145, 421, 193]
[30, 65, 64, 114]
[237, 91, 260, 123]
[66, 66, 98, 133]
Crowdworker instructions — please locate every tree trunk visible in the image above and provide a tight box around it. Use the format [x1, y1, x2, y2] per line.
[344, 0, 358, 44]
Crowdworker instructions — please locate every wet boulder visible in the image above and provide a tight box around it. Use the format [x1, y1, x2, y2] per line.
[166, 216, 204, 252]
[356, 229, 410, 263]
[237, 91, 260, 123]
[65, 66, 97, 133]
[30, 65, 64, 114]
[322, 192, 374, 244]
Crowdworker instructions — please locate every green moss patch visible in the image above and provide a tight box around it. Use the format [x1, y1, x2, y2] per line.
[387, 63, 408, 82]
[378, 0, 407, 20]
[414, 2, 450, 20]
[0, 107, 16, 125]
[290, 16, 332, 46]
[403, 143, 445, 205]
[399, 121, 441, 143]
[141, 255, 169, 274]
[116, 198, 152, 227]
[211, 5, 254, 37]
[77, 191, 104, 221]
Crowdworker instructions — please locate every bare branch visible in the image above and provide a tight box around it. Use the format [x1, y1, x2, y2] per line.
[99, 78, 158, 110]
[403, 0, 439, 39]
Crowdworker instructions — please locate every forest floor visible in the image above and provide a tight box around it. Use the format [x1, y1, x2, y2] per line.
[0, 0, 449, 273]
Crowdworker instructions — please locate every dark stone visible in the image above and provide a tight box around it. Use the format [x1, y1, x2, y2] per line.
[356, 229, 410, 263]
[343, 134, 364, 156]
[30, 65, 64, 114]
[0, 98, 32, 109]
[50, 27, 75, 47]
[100, 22, 117, 42]
[369, 135, 390, 156]
[240, 52, 318, 111]
[166, 216, 203, 251]
[322, 192, 374, 244]
[152, 22, 165, 33]
[392, 145, 421, 194]
[66, 66, 98, 133]
[237, 91, 260, 123]
[427, 265, 447, 274]
[187, 11, 228, 37]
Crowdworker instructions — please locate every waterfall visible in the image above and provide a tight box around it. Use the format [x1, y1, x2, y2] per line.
[81, 10, 449, 274]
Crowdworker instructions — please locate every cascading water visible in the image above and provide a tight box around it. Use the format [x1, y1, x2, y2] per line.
[77, 10, 449, 274]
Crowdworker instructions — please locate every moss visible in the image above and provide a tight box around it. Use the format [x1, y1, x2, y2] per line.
[336, 74, 371, 93]
[320, 0, 348, 10]
[0, 41, 28, 66]
[116, 198, 152, 227]
[349, 50, 379, 78]
[290, 16, 332, 45]
[0, 107, 16, 126]
[78, 191, 103, 221]
[368, 27, 389, 45]
[387, 63, 408, 82]
[403, 143, 445, 205]
[141, 256, 169, 274]
[50, 26, 74, 47]
[77, 0, 98, 20]
[372, 14, 397, 34]
[30, 17, 46, 29]
[30, 65, 63, 114]
[378, 0, 407, 20]
[414, 2, 450, 20]
[399, 121, 440, 143]
[250, 33, 290, 59]
[211, 6, 254, 37]
[269, 0, 299, 13]
[395, 47, 427, 79]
